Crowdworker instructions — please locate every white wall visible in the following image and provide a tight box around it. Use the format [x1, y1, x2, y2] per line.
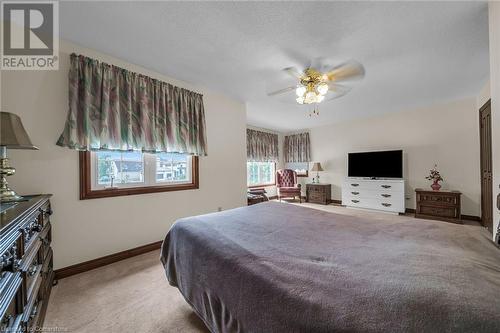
[308, 98, 481, 216]
[1, 41, 247, 269]
[477, 80, 491, 109]
[489, 2, 500, 241]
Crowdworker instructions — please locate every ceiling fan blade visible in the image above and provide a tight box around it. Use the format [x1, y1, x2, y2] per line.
[267, 86, 296, 96]
[325, 60, 365, 82]
[283, 67, 303, 79]
[325, 83, 352, 100]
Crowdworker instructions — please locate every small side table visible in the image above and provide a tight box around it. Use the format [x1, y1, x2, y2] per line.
[247, 188, 269, 206]
[306, 183, 331, 205]
[415, 188, 462, 224]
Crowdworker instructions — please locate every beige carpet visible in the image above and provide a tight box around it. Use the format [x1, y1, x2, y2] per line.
[45, 250, 209, 333]
[45, 203, 484, 333]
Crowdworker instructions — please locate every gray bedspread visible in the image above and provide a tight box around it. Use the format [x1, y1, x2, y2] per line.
[160, 202, 500, 333]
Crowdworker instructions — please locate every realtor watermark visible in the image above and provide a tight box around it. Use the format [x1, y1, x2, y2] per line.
[1, 1, 59, 70]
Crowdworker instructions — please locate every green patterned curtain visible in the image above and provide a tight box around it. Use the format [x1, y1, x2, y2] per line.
[57, 54, 207, 155]
[247, 129, 279, 162]
[284, 132, 311, 163]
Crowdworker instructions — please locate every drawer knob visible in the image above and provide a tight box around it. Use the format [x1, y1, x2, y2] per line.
[1, 314, 13, 326]
[381, 185, 392, 189]
[351, 200, 360, 203]
[351, 183, 360, 187]
[30, 303, 39, 319]
[39, 207, 53, 216]
[381, 203, 392, 207]
[351, 191, 359, 195]
[381, 194, 391, 198]
[28, 264, 38, 277]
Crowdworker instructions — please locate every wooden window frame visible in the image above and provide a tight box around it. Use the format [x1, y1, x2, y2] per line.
[79, 151, 199, 200]
[247, 161, 276, 188]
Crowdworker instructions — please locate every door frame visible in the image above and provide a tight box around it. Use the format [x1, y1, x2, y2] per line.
[479, 99, 493, 233]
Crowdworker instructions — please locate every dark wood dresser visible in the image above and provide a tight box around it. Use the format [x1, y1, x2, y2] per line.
[1, 195, 54, 332]
[415, 189, 461, 223]
[306, 183, 331, 205]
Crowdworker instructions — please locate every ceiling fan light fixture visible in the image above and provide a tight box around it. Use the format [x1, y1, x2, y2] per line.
[296, 96, 305, 104]
[317, 83, 329, 95]
[304, 91, 317, 104]
[295, 86, 306, 97]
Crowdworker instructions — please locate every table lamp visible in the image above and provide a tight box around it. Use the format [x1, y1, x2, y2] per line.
[311, 162, 323, 183]
[0, 111, 38, 202]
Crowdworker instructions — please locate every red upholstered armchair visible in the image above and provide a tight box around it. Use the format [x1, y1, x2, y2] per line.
[276, 169, 302, 203]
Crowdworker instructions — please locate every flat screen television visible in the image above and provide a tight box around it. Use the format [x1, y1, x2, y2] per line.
[348, 150, 403, 179]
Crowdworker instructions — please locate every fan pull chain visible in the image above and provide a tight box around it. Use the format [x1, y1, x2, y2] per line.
[308, 105, 320, 117]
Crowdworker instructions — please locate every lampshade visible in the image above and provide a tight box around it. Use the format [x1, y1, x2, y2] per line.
[311, 162, 324, 172]
[0, 112, 38, 149]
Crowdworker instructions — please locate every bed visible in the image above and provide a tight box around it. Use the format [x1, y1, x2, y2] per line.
[161, 202, 500, 332]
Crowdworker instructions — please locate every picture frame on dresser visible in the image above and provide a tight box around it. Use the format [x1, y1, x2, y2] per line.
[0, 195, 54, 332]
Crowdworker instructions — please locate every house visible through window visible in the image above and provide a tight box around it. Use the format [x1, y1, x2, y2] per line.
[92, 151, 191, 189]
[247, 161, 275, 187]
[80, 151, 198, 199]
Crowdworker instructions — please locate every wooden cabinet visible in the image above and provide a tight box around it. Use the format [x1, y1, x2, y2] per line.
[415, 189, 461, 223]
[1, 195, 54, 332]
[306, 184, 331, 205]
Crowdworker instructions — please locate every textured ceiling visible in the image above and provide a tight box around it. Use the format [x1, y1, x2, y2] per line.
[60, 1, 489, 132]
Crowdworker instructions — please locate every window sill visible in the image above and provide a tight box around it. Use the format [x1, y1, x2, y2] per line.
[248, 183, 276, 189]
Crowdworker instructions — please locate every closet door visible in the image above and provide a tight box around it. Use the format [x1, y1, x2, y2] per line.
[479, 100, 493, 233]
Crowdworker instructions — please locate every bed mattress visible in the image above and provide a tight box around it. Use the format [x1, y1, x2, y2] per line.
[161, 202, 500, 332]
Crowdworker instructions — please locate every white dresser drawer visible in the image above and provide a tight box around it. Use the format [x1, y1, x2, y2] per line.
[342, 178, 405, 213]
[345, 180, 404, 193]
[343, 188, 402, 199]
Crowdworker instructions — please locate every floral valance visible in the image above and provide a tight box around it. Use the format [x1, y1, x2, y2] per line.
[284, 132, 311, 163]
[56, 54, 207, 155]
[247, 129, 279, 162]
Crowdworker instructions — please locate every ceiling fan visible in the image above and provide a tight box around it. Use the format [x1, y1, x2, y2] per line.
[267, 59, 365, 106]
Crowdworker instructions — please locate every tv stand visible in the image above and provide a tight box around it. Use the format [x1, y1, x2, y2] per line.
[342, 178, 405, 213]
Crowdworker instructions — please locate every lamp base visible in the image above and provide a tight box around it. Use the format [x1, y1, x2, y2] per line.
[0, 153, 23, 202]
[0, 187, 23, 202]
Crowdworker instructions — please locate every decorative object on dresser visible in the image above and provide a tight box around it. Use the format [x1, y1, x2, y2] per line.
[425, 164, 444, 191]
[0, 112, 38, 202]
[276, 169, 302, 203]
[342, 179, 405, 213]
[415, 189, 461, 223]
[306, 183, 331, 205]
[0, 195, 53, 332]
[310, 162, 324, 184]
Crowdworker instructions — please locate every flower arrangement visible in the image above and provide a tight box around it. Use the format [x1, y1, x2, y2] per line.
[426, 164, 443, 191]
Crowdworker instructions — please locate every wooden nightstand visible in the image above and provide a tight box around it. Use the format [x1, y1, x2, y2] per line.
[306, 183, 331, 205]
[415, 189, 462, 224]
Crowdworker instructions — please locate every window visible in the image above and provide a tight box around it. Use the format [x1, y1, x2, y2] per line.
[285, 162, 309, 177]
[80, 151, 198, 199]
[247, 161, 275, 187]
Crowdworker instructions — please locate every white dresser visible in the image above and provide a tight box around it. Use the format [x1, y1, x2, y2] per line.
[342, 179, 405, 213]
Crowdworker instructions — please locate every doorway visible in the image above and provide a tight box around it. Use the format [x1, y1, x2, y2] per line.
[479, 99, 493, 233]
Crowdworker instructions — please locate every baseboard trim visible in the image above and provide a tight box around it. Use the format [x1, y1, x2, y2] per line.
[329, 199, 342, 205]
[54, 240, 162, 280]
[405, 208, 480, 222]
[461, 214, 481, 222]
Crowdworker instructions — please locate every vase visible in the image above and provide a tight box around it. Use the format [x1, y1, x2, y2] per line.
[431, 179, 441, 191]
